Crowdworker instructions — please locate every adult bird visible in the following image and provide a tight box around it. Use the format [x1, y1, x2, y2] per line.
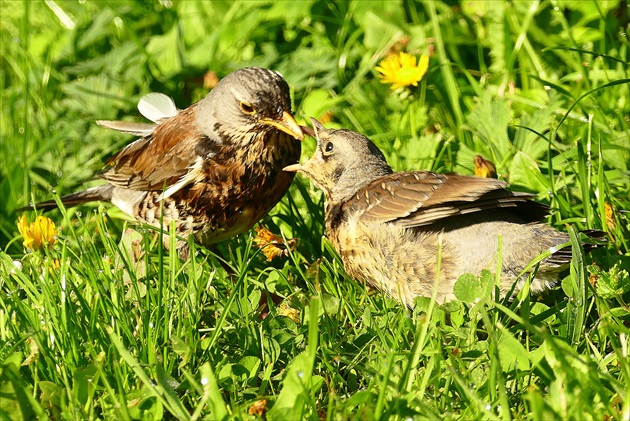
[285, 119, 602, 307]
[23, 67, 304, 258]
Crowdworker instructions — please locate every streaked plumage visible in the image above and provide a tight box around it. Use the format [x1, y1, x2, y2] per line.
[25, 67, 304, 257]
[285, 119, 602, 306]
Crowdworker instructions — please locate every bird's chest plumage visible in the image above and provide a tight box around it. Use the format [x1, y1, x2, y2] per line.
[327, 208, 394, 283]
[330, 214, 395, 279]
[178, 132, 300, 244]
[326, 207, 452, 306]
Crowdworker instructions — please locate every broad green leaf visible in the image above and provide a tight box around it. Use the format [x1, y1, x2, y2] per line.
[566, 226, 587, 346]
[267, 353, 324, 421]
[509, 151, 550, 192]
[453, 273, 484, 303]
[465, 93, 512, 161]
[235, 356, 261, 381]
[0, 353, 46, 421]
[589, 261, 630, 299]
[199, 363, 228, 421]
[146, 25, 182, 77]
[300, 89, 345, 122]
[497, 328, 531, 371]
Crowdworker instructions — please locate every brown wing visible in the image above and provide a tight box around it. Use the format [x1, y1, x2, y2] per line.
[345, 171, 547, 228]
[98, 105, 202, 191]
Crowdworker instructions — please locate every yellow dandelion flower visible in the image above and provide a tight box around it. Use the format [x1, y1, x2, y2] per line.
[248, 399, 268, 417]
[47, 258, 61, 274]
[253, 225, 296, 261]
[17, 215, 57, 250]
[604, 202, 616, 230]
[376, 52, 429, 90]
[22, 337, 40, 366]
[278, 302, 300, 323]
[473, 155, 497, 178]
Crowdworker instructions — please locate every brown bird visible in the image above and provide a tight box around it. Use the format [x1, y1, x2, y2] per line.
[285, 119, 601, 306]
[24, 67, 304, 257]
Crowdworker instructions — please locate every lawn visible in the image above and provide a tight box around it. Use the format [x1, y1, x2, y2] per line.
[1, 1, 629, 419]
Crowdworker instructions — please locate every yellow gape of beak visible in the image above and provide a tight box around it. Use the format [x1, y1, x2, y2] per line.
[283, 163, 302, 172]
[262, 111, 305, 141]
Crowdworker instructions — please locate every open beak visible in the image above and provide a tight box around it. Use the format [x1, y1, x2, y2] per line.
[262, 111, 304, 141]
[283, 116, 327, 172]
[283, 163, 302, 172]
[310, 117, 326, 139]
[300, 125, 315, 137]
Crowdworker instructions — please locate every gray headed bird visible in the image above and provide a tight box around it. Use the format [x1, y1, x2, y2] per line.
[285, 119, 601, 306]
[23, 67, 304, 258]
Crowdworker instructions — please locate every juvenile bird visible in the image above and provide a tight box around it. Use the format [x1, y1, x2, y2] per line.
[24, 67, 304, 257]
[285, 119, 599, 306]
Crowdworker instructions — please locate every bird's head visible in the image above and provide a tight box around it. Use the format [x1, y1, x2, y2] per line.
[284, 118, 393, 204]
[196, 67, 304, 146]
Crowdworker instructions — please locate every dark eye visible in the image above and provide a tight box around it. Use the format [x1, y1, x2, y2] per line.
[324, 142, 334, 153]
[240, 102, 255, 114]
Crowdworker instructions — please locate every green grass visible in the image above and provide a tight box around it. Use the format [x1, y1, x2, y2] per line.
[1, 0, 629, 419]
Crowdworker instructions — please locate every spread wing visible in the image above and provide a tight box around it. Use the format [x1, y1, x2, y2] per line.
[98, 104, 207, 192]
[345, 171, 548, 228]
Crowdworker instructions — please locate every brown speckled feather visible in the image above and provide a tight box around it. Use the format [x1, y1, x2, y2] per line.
[100, 105, 201, 191]
[25, 67, 304, 257]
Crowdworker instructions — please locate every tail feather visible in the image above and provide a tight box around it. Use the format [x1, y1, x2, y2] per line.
[544, 229, 608, 267]
[18, 185, 114, 212]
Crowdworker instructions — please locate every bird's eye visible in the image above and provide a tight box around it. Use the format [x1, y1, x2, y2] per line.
[239, 102, 255, 114]
[323, 141, 334, 155]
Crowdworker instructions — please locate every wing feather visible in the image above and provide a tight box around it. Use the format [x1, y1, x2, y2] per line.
[345, 171, 547, 227]
[138, 92, 179, 122]
[98, 105, 209, 192]
[96, 93, 179, 136]
[96, 120, 158, 136]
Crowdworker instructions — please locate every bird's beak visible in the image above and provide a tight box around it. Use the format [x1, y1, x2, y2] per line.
[283, 116, 325, 173]
[283, 163, 302, 172]
[310, 117, 326, 140]
[300, 125, 315, 137]
[262, 111, 305, 141]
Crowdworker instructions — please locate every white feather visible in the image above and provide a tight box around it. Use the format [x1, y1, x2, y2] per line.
[111, 189, 147, 218]
[138, 93, 179, 123]
[158, 157, 205, 201]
